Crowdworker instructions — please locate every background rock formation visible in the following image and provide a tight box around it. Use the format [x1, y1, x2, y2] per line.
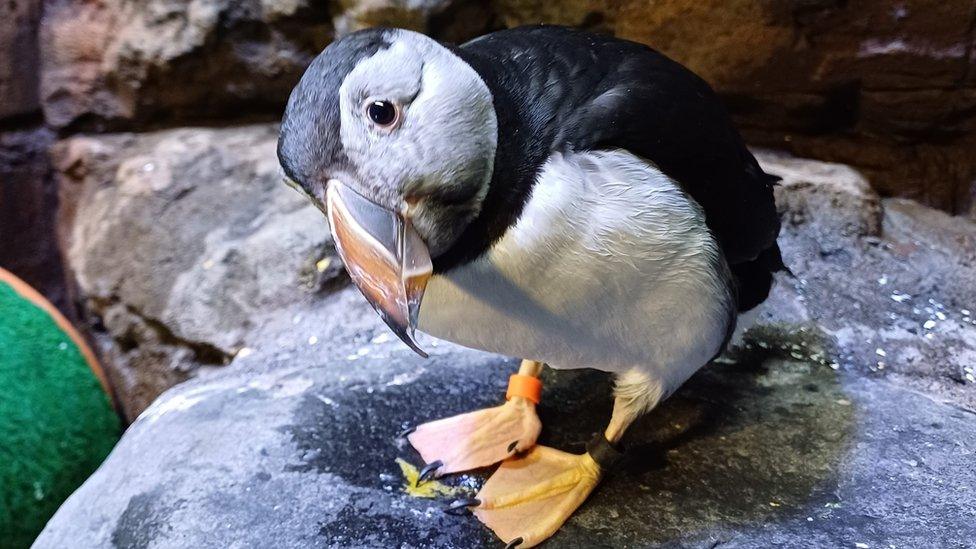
[2, 0, 975, 419]
[0, 0, 42, 120]
[39, 0, 334, 130]
[495, 0, 976, 216]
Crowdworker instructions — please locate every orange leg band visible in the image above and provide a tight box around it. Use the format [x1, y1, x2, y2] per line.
[506, 374, 542, 404]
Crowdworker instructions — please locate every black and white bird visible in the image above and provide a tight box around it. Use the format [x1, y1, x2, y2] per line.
[278, 25, 784, 548]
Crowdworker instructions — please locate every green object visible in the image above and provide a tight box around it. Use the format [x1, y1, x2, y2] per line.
[0, 277, 121, 548]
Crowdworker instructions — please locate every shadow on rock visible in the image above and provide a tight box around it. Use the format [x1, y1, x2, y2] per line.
[283, 350, 854, 548]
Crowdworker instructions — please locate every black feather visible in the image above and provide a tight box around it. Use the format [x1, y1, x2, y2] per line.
[440, 26, 784, 310]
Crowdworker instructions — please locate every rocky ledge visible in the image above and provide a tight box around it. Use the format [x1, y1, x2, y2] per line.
[36, 135, 976, 547]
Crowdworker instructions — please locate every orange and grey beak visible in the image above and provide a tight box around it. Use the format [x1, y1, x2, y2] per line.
[325, 180, 433, 357]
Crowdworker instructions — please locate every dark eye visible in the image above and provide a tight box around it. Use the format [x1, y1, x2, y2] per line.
[366, 100, 399, 127]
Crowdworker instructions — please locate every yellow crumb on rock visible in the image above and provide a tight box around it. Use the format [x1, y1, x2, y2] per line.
[395, 458, 465, 499]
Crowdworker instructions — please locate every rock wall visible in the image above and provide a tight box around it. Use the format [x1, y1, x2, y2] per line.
[54, 125, 341, 418]
[30, 0, 976, 212]
[37, 0, 495, 131]
[495, 0, 976, 216]
[0, 127, 65, 306]
[2, 0, 976, 416]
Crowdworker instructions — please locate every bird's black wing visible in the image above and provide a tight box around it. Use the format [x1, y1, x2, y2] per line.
[456, 26, 783, 309]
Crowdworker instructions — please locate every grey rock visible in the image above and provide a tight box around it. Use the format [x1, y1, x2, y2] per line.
[757, 153, 976, 411]
[55, 124, 340, 419]
[38, 152, 976, 547]
[757, 149, 883, 242]
[34, 289, 976, 548]
[36, 0, 487, 131]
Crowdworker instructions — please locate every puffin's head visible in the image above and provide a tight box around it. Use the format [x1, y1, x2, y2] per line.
[277, 28, 497, 355]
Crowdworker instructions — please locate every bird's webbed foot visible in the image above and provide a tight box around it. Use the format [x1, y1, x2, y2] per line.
[407, 394, 542, 478]
[455, 437, 619, 548]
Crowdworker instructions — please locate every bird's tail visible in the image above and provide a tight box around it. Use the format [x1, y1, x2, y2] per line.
[731, 243, 789, 312]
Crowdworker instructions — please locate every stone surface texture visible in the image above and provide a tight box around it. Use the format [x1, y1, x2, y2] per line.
[756, 150, 976, 411]
[39, 0, 334, 130]
[35, 151, 976, 547]
[36, 0, 487, 132]
[54, 124, 340, 419]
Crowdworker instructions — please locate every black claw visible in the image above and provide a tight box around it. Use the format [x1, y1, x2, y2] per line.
[504, 537, 523, 548]
[507, 440, 519, 453]
[416, 460, 443, 485]
[444, 497, 481, 516]
[396, 426, 416, 439]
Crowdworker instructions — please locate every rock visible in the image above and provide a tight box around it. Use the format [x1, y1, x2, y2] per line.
[757, 153, 976, 412]
[54, 124, 340, 420]
[34, 291, 976, 548]
[35, 0, 488, 132]
[31, 0, 976, 215]
[0, 0, 41, 120]
[334, 0, 455, 34]
[494, 0, 976, 218]
[0, 0, 60, 304]
[0, 126, 68, 309]
[39, 0, 334, 130]
[757, 149, 883, 243]
[38, 151, 976, 546]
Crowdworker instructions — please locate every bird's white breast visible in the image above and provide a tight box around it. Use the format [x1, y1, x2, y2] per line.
[418, 149, 736, 391]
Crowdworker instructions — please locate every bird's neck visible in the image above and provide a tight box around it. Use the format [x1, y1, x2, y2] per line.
[431, 45, 558, 273]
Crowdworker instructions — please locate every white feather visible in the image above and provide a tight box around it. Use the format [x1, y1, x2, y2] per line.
[419, 149, 736, 396]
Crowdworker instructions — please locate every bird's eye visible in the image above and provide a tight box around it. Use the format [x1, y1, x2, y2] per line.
[365, 100, 399, 128]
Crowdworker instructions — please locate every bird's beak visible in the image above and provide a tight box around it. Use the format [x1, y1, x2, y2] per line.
[324, 180, 433, 357]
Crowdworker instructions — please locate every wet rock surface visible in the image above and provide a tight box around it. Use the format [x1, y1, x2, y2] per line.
[34, 290, 976, 548]
[38, 153, 976, 546]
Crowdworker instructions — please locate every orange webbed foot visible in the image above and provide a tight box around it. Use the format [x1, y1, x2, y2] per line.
[407, 396, 541, 478]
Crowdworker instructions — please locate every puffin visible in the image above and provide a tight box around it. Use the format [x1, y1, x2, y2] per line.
[277, 25, 784, 548]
